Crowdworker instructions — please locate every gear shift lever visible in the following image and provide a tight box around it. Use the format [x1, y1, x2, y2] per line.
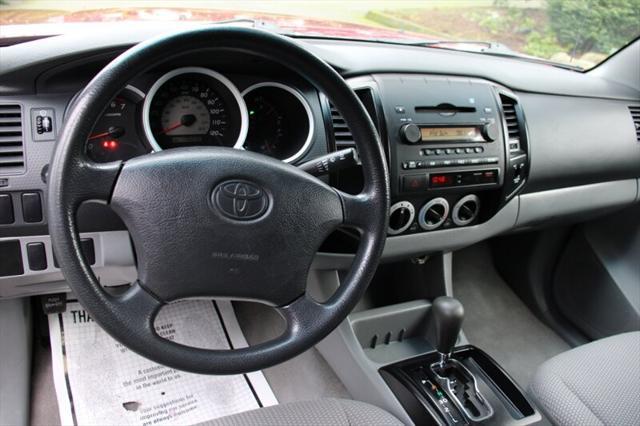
[427, 296, 464, 365]
[426, 296, 494, 422]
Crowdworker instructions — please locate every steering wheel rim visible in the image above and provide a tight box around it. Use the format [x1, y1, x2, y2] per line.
[48, 27, 389, 375]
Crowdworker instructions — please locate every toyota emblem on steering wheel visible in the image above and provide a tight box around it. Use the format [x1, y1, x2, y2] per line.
[213, 180, 270, 220]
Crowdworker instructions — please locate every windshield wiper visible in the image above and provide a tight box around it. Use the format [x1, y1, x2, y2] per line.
[408, 40, 584, 71]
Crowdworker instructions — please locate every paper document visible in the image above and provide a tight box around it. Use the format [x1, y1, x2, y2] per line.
[49, 299, 277, 425]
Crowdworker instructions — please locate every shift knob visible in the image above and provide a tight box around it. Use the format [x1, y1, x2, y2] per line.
[428, 296, 464, 356]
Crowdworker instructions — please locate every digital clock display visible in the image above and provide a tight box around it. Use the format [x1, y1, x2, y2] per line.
[420, 126, 480, 142]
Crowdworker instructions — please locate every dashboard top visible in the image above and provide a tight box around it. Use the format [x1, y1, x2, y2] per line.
[1, 24, 639, 102]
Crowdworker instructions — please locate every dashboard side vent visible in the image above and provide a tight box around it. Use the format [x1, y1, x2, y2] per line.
[500, 94, 521, 151]
[328, 88, 379, 151]
[0, 104, 25, 174]
[329, 102, 355, 150]
[629, 106, 640, 142]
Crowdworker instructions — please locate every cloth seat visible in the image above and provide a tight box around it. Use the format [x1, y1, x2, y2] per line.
[199, 398, 403, 426]
[529, 331, 640, 426]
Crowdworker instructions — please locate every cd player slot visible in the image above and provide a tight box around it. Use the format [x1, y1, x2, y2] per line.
[414, 103, 477, 114]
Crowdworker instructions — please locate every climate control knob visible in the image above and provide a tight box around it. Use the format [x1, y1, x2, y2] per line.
[418, 198, 449, 231]
[400, 123, 421, 144]
[452, 194, 480, 226]
[388, 201, 415, 235]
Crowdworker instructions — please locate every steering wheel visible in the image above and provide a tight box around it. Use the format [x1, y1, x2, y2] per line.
[48, 27, 389, 375]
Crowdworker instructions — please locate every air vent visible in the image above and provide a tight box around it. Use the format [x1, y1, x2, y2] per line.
[328, 88, 379, 151]
[500, 94, 521, 151]
[0, 104, 24, 174]
[629, 106, 640, 142]
[329, 102, 355, 150]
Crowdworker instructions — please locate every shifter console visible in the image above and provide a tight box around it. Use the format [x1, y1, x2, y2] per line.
[431, 358, 494, 422]
[380, 297, 539, 425]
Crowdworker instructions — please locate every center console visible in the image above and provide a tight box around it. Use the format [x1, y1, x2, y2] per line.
[380, 75, 529, 236]
[313, 256, 543, 426]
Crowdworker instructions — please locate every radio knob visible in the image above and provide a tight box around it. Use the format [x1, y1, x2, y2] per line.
[400, 123, 421, 144]
[481, 123, 498, 141]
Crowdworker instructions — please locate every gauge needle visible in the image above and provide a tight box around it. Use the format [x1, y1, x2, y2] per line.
[88, 126, 124, 140]
[160, 114, 197, 134]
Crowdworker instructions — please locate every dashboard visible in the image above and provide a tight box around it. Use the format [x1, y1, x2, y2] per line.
[0, 27, 639, 297]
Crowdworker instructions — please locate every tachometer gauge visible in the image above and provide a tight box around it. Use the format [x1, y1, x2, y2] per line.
[143, 67, 248, 150]
[242, 82, 313, 163]
[84, 86, 146, 163]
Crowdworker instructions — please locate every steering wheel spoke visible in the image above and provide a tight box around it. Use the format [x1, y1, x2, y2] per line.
[336, 189, 377, 232]
[64, 158, 122, 205]
[278, 294, 327, 335]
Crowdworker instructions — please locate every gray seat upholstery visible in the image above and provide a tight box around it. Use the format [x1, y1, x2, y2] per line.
[529, 331, 640, 426]
[200, 398, 403, 426]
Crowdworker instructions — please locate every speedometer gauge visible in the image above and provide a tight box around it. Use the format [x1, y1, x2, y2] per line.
[143, 67, 248, 150]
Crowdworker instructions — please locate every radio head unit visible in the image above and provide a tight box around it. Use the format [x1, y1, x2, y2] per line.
[375, 75, 506, 197]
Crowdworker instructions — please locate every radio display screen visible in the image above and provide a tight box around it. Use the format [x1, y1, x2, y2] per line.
[420, 126, 480, 142]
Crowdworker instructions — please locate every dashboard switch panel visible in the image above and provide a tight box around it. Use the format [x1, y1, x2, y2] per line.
[31, 108, 56, 141]
[26, 242, 47, 271]
[0, 240, 23, 277]
[0, 193, 14, 224]
[53, 237, 95, 267]
[21, 192, 43, 223]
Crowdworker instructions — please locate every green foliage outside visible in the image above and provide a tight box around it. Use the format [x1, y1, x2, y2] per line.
[485, 0, 640, 63]
[547, 0, 640, 55]
[368, 0, 639, 68]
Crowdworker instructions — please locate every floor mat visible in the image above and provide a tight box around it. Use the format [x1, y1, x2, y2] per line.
[234, 301, 351, 403]
[453, 243, 570, 388]
[48, 299, 277, 425]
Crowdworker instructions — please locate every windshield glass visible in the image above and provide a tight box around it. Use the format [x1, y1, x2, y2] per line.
[1, 0, 638, 70]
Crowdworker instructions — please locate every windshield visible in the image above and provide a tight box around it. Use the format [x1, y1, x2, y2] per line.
[1, 0, 638, 70]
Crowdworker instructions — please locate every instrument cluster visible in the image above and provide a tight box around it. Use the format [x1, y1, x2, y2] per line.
[83, 67, 314, 164]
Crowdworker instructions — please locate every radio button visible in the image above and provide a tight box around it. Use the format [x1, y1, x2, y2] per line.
[465, 147, 474, 154]
[445, 148, 454, 155]
[470, 158, 481, 165]
[424, 149, 435, 156]
[426, 160, 441, 168]
[474, 147, 484, 153]
[435, 149, 445, 155]
[455, 148, 464, 154]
